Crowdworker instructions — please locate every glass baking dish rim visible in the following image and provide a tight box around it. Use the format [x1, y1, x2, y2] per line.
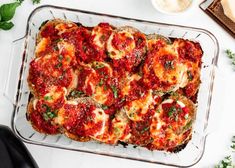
[10, 4, 219, 167]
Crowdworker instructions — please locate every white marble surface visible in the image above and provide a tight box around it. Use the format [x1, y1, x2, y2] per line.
[0, 0, 235, 167]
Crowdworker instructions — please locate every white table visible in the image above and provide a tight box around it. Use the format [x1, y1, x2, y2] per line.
[0, 0, 235, 167]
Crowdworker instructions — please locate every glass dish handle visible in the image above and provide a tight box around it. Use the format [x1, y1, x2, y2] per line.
[204, 67, 225, 135]
[4, 37, 26, 106]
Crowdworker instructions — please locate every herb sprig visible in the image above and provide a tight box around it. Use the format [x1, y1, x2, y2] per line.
[0, 0, 41, 30]
[215, 135, 235, 168]
[0, 2, 20, 30]
[231, 136, 235, 151]
[17, 0, 41, 4]
[226, 49, 235, 66]
[215, 156, 234, 168]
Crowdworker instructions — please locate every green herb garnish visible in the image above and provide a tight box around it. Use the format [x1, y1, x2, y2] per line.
[0, 2, 20, 30]
[141, 127, 149, 133]
[70, 90, 84, 98]
[101, 104, 109, 110]
[183, 120, 193, 132]
[215, 156, 234, 168]
[168, 106, 177, 117]
[0, 1, 41, 31]
[55, 38, 63, 43]
[100, 35, 106, 42]
[120, 97, 126, 103]
[164, 60, 174, 70]
[55, 62, 62, 68]
[156, 109, 160, 113]
[184, 113, 189, 120]
[98, 78, 104, 86]
[231, 136, 235, 150]
[58, 55, 63, 60]
[54, 45, 59, 51]
[31, 0, 40, 4]
[226, 49, 235, 59]
[43, 111, 57, 121]
[106, 51, 111, 57]
[42, 104, 57, 121]
[93, 62, 105, 69]
[44, 95, 52, 101]
[187, 70, 193, 81]
[111, 85, 118, 98]
[82, 45, 87, 52]
[104, 85, 108, 91]
[226, 49, 235, 66]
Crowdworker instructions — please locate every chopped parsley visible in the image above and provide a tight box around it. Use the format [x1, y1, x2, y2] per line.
[183, 120, 192, 132]
[156, 109, 160, 113]
[82, 45, 87, 52]
[111, 85, 118, 98]
[164, 60, 174, 70]
[69, 90, 84, 98]
[101, 104, 109, 110]
[104, 85, 108, 91]
[167, 105, 182, 121]
[98, 78, 104, 86]
[54, 38, 63, 43]
[106, 51, 111, 57]
[100, 35, 106, 42]
[58, 55, 63, 61]
[44, 95, 52, 101]
[168, 106, 177, 117]
[42, 104, 57, 121]
[53, 45, 59, 51]
[94, 62, 105, 69]
[187, 70, 193, 81]
[55, 62, 62, 68]
[141, 127, 149, 134]
[120, 97, 126, 103]
[66, 57, 70, 62]
[43, 111, 57, 121]
[153, 90, 164, 96]
[184, 113, 189, 120]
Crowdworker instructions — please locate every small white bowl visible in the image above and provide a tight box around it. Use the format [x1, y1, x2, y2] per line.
[151, 0, 195, 15]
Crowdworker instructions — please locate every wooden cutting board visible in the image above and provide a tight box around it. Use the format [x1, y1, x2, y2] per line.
[200, 0, 235, 38]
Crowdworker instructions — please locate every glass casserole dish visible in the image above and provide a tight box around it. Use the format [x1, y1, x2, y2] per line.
[4, 5, 219, 167]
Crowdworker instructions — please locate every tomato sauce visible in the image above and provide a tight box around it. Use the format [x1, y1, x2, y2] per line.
[28, 20, 202, 150]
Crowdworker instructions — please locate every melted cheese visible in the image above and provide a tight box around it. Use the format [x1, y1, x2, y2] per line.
[43, 86, 67, 104]
[91, 25, 112, 49]
[125, 90, 154, 121]
[107, 30, 135, 59]
[84, 62, 113, 104]
[151, 45, 188, 92]
[121, 74, 141, 96]
[55, 22, 76, 35]
[85, 108, 109, 137]
[92, 86, 109, 104]
[35, 38, 50, 56]
[112, 110, 131, 141]
[58, 41, 75, 57]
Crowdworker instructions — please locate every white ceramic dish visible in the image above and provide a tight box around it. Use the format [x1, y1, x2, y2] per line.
[151, 0, 195, 15]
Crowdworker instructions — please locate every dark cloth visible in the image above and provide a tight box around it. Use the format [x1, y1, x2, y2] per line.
[0, 125, 38, 168]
